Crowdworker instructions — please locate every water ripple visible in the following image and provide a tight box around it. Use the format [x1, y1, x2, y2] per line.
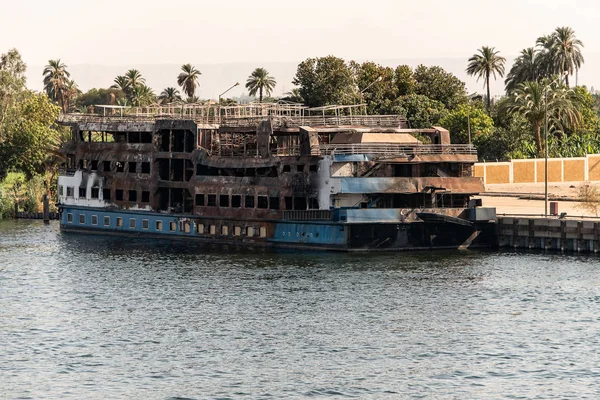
[1, 220, 600, 399]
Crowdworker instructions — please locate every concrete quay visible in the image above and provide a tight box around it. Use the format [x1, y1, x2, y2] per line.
[496, 216, 600, 253]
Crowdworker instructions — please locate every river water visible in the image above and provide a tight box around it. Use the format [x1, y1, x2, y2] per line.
[1, 220, 600, 399]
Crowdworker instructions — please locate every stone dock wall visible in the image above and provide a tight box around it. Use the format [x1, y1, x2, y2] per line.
[497, 216, 600, 253]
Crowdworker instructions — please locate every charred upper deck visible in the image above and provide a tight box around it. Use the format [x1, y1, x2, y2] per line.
[57, 103, 483, 219]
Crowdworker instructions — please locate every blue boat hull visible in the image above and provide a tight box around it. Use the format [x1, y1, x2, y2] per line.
[58, 205, 495, 252]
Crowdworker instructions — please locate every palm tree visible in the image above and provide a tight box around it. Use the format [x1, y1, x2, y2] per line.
[551, 26, 584, 87]
[505, 48, 541, 93]
[535, 34, 556, 79]
[43, 59, 70, 111]
[111, 70, 148, 105]
[185, 96, 200, 104]
[124, 69, 145, 90]
[245, 67, 276, 102]
[158, 87, 182, 104]
[177, 64, 201, 100]
[111, 75, 130, 93]
[282, 88, 304, 103]
[503, 79, 582, 154]
[62, 79, 81, 113]
[466, 47, 506, 110]
[130, 85, 155, 106]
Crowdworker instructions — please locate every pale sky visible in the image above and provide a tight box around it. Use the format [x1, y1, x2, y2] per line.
[2, 0, 600, 97]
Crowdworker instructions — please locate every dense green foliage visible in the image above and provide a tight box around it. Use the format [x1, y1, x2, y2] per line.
[293, 56, 356, 107]
[74, 88, 125, 112]
[110, 69, 155, 106]
[440, 103, 494, 145]
[158, 87, 182, 104]
[0, 49, 65, 217]
[387, 94, 448, 129]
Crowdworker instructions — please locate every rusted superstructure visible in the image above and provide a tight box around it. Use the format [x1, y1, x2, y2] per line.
[57, 103, 496, 251]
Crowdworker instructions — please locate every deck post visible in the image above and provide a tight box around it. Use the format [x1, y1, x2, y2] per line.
[43, 195, 50, 224]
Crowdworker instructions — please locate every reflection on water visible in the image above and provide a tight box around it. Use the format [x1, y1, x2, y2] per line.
[1, 220, 600, 399]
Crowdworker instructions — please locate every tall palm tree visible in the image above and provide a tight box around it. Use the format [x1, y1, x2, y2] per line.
[505, 48, 540, 93]
[124, 69, 145, 90]
[245, 67, 276, 102]
[535, 34, 556, 79]
[62, 79, 81, 113]
[466, 46, 506, 110]
[130, 84, 155, 106]
[177, 64, 201, 100]
[551, 26, 584, 87]
[111, 75, 130, 93]
[503, 79, 581, 154]
[43, 59, 70, 110]
[158, 87, 182, 104]
[111, 70, 148, 105]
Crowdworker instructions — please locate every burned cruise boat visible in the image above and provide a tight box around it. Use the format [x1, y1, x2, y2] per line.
[56, 103, 496, 251]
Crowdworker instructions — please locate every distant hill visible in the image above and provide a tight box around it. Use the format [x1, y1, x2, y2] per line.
[25, 55, 600, 101]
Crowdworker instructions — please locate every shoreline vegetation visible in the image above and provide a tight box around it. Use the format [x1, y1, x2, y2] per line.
[2, 26, 600, 219]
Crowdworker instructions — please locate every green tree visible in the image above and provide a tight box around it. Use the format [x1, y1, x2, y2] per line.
[505, 48, 541, 93]
[62, 79, 80, 113]
[124, 69, 145, 90]
[293, 56, 356, 107]
[111, 75, 130, 93]
[0, 49, 28, 179]
[551, 26, 584, 87]
[10, 93, 62, 178]
[466, 46, 506, 110]
[439, 103, 494, 145]
[42, 59, 71, 112]
[245, 67, 276, 102]
[185, 96, 200, 104]
[385, 94, 448, 128]
[0, 172, 26, 218]
[394, 65, 416, 96]
[281, 88, 304, 104]
[177, 63, 201, 100]
[571, 86, 600, 133]
[75, 88, 125, 112]
[158, 87, 182, 104]
[413, 65, 467, 110]
[111, 70, 152, 106]
[350, 61, 397, 114]
[130, 84, 155, 106]
[502, 79, 582, 154]
[535, 34, 557, 79]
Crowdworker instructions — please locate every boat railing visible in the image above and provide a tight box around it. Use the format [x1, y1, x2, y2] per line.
[57, 113, 407, 128]
[318, 143, 477, 156]
[211, 143, 476, 158]
[219, 115, 407, 128]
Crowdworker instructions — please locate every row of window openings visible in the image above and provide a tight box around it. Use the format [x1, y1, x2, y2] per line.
[61, 186, 150, 203]
[196, 163, 318, 176]
[196, 194, 318, 210]
[79, 160, 151, 174]
[66, 213, 266, 237]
